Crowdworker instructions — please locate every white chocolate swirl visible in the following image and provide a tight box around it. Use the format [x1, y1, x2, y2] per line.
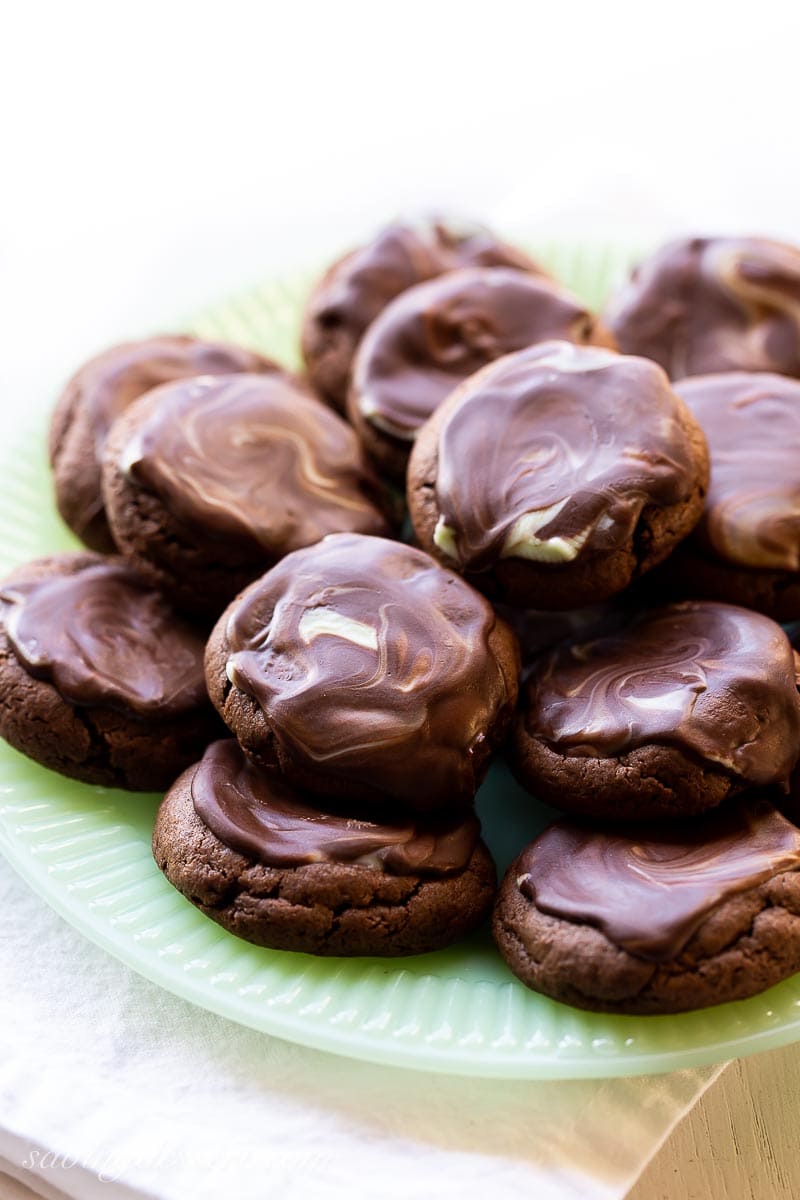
[676, 372, 800, 571]
[606, 236, 800, 380]
[433, 341, 698, 572]
[120, 373, 388, 551]
[528, 601, 800, 786]
[225, 533, 515, 807]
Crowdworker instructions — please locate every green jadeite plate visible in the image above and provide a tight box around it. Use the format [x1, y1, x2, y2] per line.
[2, 241, 800, 1079]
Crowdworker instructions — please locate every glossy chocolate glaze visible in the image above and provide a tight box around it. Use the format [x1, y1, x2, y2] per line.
[496, 599, 631, 679]
[52, 335, 275, 541]
[225, 533, 515, 805]
[432, 341, 699, 572]
[118, 373, 388, 550]
[605, 236, 800, 380]
[527, 601, 800, 786]
[1, 561, 207, 715]
[191, 739, 479, 874]
[517, 801, 800, 960]
[351, 267, 610, 442]
[675, 372, 800, 571]
[301, 218, 541, 405]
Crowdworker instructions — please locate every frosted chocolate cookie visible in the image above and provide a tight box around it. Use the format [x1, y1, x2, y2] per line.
[153, 739, 496, 955]
[49, 335, 278, 552]
[513, 601, 800, 821]
[0, 553, 220, 789]
[102, 373, 392, 617]
[348, 267, 615, 483]
[301, 217, 541, 411]
[407, 341, 709, 608]
[605, 236, 800, 380]
[495, 599, 633, 682]
[205, 533, 520, 811]
[659, 372, 800, 621]
[493, 801, 800, 1014]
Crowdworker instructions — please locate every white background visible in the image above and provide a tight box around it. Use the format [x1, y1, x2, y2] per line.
[4, 0, 800, 409]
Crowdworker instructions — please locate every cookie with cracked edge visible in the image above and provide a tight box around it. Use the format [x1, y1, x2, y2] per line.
[492, 800, 800, 1014]
[153, 739, 496, 955]
[301, 217, 542, 412]
[347, 267, 615, 484]
[205, 533, 520, 813]
[49, 334, 280, 553]
[648, 372, 800, 622]
[512, 601, 800, 821]
[0, 552, 222, 790]
[407, 340, 709, 609]
[102, 372, 393, 618]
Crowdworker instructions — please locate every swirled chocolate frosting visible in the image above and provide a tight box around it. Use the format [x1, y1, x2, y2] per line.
[301, 218, 541, 404]
[527, 601, 800, 786]
[496, 600, 629, 678]
[51, 335, 276, 542]
[605, 236, 800, 380]
[0, 560, 207, 715]
[517, 802, 800, 961]
[675, 372, 800, 571]
[225, 533, 515, 805]
[432, 341, 700, 571]
[118, 373, 388, 550]
[351, 267, 611, 442]
[191, 739, 480, 875]
[65, 335, 275, 452]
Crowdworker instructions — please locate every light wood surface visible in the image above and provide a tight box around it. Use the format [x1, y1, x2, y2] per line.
[629, 1045, 800, 1199]
[0, 1160, 71, 1200]
[0, 1178, 46, 1200]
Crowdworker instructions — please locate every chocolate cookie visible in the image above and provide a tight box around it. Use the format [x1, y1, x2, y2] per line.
[604, 236, 800, 380]
[655, 372, 800, 621]
[49, 335, 278, 553]
[513, 601, 800, 821]
[495, 598, 633, 682]
[102, 373, 392, 617]
[301, 218, 541, 412]
[348, 267, 615, 483]
[0, 553, 221, 790]
[205, 533, 520, 811]
[493, 800, 800, 1014]
[407, 341, 709, 608]
[153, 739, 496, 955]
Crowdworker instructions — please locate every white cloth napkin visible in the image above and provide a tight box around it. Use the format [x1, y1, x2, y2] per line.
[0, 855, 725, 1200]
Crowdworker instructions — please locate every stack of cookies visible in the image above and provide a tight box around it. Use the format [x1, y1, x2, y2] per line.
[4, 218, 800, 1015]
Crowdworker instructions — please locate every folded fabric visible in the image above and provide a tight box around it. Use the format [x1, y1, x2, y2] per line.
[0, 856, 724, 1200]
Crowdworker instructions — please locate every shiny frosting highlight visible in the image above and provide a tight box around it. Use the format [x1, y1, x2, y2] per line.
[78, 335, 273, 449]
[191, 739, 479, 874]
[676, 372, 800, 571]
[433, 341, 698, 571]
[352, 267, 608, 441]
[517, 802, 800, 961]
[58, 335, 274, 539]
[527, 601, 800, 786]
[1, 561, 207, 715]
[119, 373, 388, 549]
[302, 218, 540, 401]
[225, 533, 513, 805]
[307, 217, 540, 349]
[605, 236, 800, 380]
